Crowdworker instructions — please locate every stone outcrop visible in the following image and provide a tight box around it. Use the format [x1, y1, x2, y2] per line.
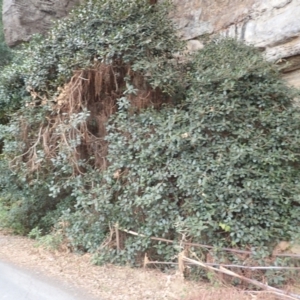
[3, 0, 300, 87]
[3, 0, 83, 47]
[171, 0, 300, 87]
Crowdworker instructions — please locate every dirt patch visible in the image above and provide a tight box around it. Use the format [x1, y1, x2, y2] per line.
[0, 232, 278, 300]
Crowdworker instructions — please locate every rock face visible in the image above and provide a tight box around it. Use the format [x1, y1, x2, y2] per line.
[171, 0, 300, 87]
[3, 0, 83, 47]
[3, 0, 300, 87]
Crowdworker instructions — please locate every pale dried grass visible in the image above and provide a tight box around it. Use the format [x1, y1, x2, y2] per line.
[186, 290, 278, 300]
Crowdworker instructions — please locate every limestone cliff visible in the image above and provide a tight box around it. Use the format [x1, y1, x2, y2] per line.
[3, 0, 83, 46]
[171, 0, 300, 87]
[3, 0, 300, 87]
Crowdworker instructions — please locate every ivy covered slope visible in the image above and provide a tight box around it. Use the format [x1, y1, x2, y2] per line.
[0, 0, 300, 265]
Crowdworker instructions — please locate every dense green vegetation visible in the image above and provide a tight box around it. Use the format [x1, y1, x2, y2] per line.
[0, 0, 12, 67]
[0, 0, 300, 281]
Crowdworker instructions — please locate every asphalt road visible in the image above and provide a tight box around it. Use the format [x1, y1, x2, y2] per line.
[0, 261, 93, 300]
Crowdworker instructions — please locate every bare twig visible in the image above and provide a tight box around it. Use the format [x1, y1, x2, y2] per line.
[118, 227, 300, 258]
[183, 256, 300, 300]
[203, 264, 300, 270]
[115, 223, 120, 253]
[245, 291, 300, 300]
[143, 260, 300, 270]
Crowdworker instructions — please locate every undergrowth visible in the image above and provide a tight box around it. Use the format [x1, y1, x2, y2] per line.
[0, 0, 300, 286]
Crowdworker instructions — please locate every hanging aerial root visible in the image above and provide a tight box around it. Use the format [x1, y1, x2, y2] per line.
[14, 62, 171, 176]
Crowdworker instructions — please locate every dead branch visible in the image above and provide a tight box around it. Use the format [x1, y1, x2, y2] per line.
[118, 227, 300, 258]
[143, 259, 300, 270]
[182, 256, 300, 300]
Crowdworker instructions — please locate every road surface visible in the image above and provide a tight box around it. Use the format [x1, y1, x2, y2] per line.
[0, 261, 95, 300]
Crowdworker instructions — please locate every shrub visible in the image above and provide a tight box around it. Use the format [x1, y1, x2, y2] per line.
[179, 39, 300, 247]
[0, 0, 12, 68]
[0, 0, 184, 235]
[0, 0, 300, 273]
[77, 39, 300, 263]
